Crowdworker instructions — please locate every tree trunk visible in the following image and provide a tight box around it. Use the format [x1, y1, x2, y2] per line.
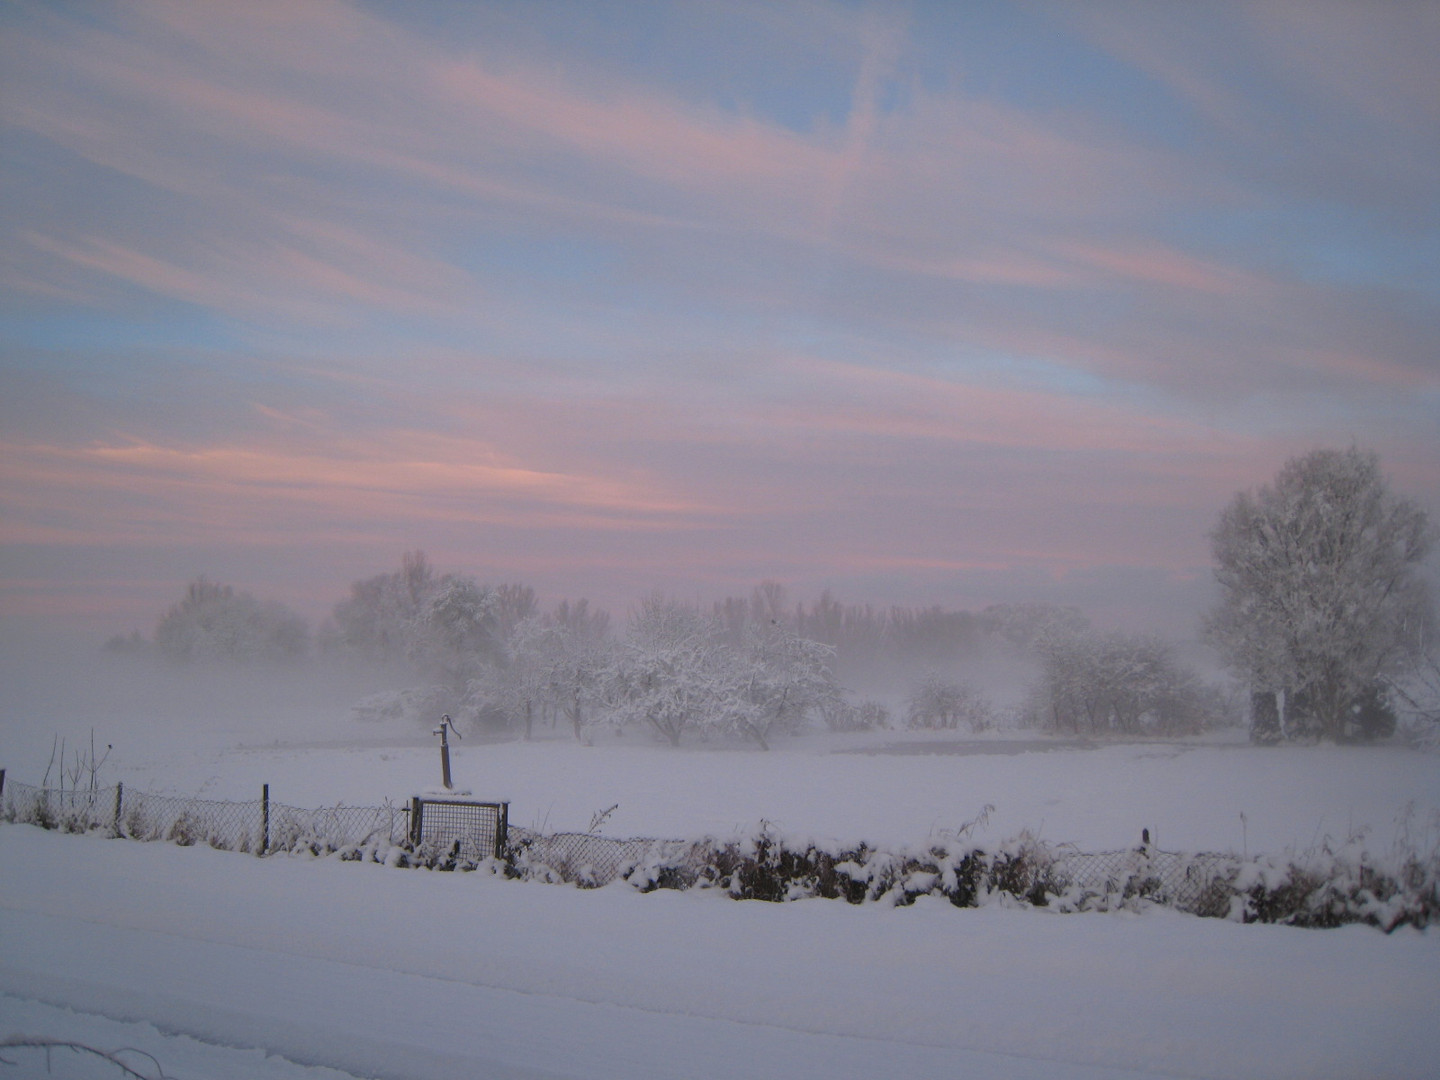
[647, 713, 681, 747]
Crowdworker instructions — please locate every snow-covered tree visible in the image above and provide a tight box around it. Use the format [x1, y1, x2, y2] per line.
[906, 674, 994, 732]
[153, 577, 309, 663]
[492, 583, 540, 639]
[725, 621, 839, 749]
[326, 551, 438, 663]
[1026, 628, 1211, 736]
[542, 603, 613, 740]
[611, 597, 839, 749]
[611, 596, 729, 747]
[1392, 622, 1440, 746]
[980, 602, 1091, 650]
[1205, 447, 1433, 742]
[416, 575, 504, 689]
[468, 615, 550, 739]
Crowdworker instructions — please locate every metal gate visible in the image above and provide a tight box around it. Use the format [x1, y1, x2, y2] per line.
[408, 796, 509, 860]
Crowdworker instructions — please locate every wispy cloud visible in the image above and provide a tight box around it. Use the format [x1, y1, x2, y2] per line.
[1, 0, 1436, 635]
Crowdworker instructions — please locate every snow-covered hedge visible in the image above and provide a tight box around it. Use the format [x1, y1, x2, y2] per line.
[507, 824, 1440, 932]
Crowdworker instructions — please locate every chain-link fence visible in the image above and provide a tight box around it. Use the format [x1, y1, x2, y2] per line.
[504, 824, 1245, 917]
[507, 827, 714, 888]
[1052, 847, 1237, 915]
[0, 774, 410, 856]
[0, 778, 120, 835]
[270, 800, 411, 852]
[119, 789, 265, 850]
[4, 768, 1428, 928]
[0, 771, 1235, 911]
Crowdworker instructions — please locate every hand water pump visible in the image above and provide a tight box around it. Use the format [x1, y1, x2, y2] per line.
[432, 714, 460, 790]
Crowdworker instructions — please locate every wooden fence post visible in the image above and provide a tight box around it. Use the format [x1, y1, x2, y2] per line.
[0, 768, 6, 803]
[113, 782, 123, 836]
[261, 783, 270, 856]
[410, 796, 423, 846]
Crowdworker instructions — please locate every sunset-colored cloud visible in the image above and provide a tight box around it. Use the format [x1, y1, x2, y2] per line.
[0, 428, 719, 547]
[774, 355, 1232, 461]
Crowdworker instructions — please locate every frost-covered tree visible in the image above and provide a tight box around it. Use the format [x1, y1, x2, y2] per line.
[612, 597, 839, 749]
[328, 552, 510, 683]
[542, 602, 613, 740]
[153, 577, 309, 663]
[416, 576, 504, 689]
[1392, 622, 1440, 745]
[980, 602, 1091, 650]
[468, 615, 550, 739]
[906, 675, 994, 732]
[611, 596, 728, 747]
[1026, 628, 1211, 736]
[492, 583, 540, 639]
[725, 621, 839, 749]
[326, 551, 438, 663]
[1205, 447, 1433, 742]
[462, 603, 615, 740]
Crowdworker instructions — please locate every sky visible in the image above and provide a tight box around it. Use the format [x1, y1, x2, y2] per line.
[2, 0, 1437, 644]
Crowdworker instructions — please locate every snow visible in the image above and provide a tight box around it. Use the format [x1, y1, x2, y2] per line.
[75, 727, 1440, 856]
[3, 688, 1440, 1078]
[3, 826, 1438, 1080]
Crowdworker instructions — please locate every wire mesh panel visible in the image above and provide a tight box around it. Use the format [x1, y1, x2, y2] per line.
[413, 798, 508, 860]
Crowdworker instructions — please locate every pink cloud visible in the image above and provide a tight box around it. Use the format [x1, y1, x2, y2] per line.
[1050, 240, 1267, 297]
[774, 355, 1237, 463]
[0, 424, 724, 555]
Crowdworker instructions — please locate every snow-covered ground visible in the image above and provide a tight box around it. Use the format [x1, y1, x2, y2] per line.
[3, 825, 1439, 1080]
[3, 665, 1439, 1078]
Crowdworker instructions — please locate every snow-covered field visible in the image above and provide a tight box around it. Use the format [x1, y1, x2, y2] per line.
[44, 721, 1440, 856]
[3, 668, 1440, 1079]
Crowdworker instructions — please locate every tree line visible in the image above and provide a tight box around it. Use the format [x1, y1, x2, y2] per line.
[105, 554, 1232, 746]
[106, 445, 1437, 746]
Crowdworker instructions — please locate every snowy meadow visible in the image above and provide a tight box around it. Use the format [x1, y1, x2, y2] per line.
[3, 658, 1440, 1080]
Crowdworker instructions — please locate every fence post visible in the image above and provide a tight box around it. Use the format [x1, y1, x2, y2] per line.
[495, 801, 509, 860]
[410, 796, 423, 846]
[113, 782, 123, 836]
[0, 768, 6, 804]
[261, 783, 270, 856]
